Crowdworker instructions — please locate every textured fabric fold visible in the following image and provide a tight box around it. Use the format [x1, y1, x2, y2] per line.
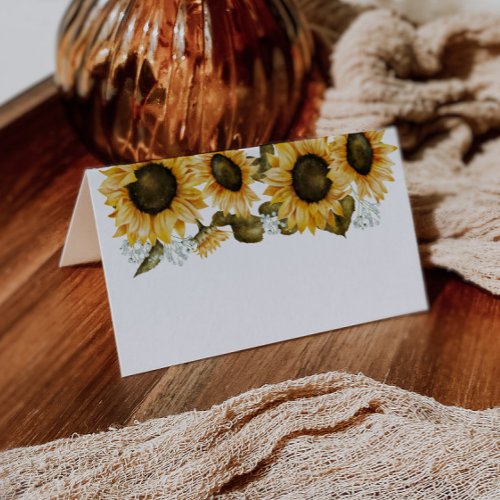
[1, 371, 498, 498]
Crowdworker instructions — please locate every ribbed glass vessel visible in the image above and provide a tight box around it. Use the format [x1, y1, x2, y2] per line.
[56, 0, 313, 163]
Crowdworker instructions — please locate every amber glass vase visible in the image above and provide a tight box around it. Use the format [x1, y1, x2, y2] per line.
[56, 0, 313, 163]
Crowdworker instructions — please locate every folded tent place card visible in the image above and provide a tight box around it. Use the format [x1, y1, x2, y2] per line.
[61, 127, 427, 376]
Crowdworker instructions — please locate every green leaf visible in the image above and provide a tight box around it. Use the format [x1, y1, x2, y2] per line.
[258, 201, 281, 216]
[134, 241, 164, 277]
[231, 215, 264, 243]
[323, 195, 355, 237]
[212, 211, 264, 243]
[211, 211, 233, 227]
[252, 144, 275, 181]
[280, 224, 298, 236]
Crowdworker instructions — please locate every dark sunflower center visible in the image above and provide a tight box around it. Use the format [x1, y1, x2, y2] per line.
[211, 154, 243, 191]
[346, 133, 373, 176]
[127, 163, 177, 214]
[292, 154, 332, 203]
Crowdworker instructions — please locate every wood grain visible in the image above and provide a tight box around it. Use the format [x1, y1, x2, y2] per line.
[0, 77, 55, 131]
[0, 82, 498, 453]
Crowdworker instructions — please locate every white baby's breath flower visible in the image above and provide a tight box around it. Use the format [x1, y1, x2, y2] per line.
[260, 211, 286, 235]
[352, 191, 381, 229]
[120, 240, 152, 264]
[162, 237, 197, 266]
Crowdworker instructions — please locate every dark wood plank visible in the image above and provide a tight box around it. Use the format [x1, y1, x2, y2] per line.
[0, 84, 498, 453]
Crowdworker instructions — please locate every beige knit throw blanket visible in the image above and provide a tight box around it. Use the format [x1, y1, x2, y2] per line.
[1, 371, 498, 498]
[301, 0, 500, 294]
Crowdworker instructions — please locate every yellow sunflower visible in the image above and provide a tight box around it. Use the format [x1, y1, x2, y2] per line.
[99, 160, 207, 245]
[195, 226, 230, 258]
[263, 138, 351, 234]
[189, 150, 259, 217]
[329, 130, 396, 202]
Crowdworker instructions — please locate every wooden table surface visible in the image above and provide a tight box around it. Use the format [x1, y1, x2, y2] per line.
[0, 80, 498, 453]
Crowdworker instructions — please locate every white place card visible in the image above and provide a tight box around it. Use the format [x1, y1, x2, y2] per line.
[61, 128, 427, 376]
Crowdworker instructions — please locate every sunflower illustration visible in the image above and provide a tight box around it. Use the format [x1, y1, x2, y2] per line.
[189, 150, 259, 217]
[329, 130, 396, 202]
[195, 225, 230, 258]
[99, 160, 207, 245]
[263, 139, 351, 234]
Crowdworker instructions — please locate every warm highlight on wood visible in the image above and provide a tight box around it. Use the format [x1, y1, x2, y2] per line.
[0, 85, 498, 453]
